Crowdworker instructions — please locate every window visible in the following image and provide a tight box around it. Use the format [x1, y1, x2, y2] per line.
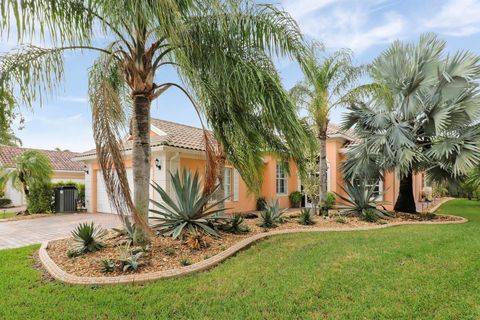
[276, 162, 288, 195]
[224, 168, 232, 200]
[354, 178, 383, 199]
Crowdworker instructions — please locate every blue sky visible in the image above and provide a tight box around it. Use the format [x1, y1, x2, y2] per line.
[2, 0, 480, 152]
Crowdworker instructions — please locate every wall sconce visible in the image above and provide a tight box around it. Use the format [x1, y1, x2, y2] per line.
[155, 158, 162, 170]
[83, 165, 89, 175]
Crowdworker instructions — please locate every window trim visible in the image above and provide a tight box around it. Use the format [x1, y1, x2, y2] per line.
[276, 162, 288, 195]
[224, 167, 232, 202]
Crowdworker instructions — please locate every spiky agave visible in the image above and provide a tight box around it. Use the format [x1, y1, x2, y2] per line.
[335, 181, 391, 221]
[150, 169, 228, 239]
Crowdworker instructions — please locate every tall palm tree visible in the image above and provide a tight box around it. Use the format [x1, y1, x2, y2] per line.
[342, 33, 480, 213]
[0, 0, 310, 237]
[0, 150, 53, 198]
[290, 47, 363, 207]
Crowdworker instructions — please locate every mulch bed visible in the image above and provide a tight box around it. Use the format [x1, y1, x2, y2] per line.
[46, 211, 462, 278]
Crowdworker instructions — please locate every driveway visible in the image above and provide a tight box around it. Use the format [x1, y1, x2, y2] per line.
[0, 213, 121, 250]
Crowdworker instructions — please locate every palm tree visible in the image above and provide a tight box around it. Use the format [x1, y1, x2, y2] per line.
[0, 150, 53, 199]
[0, 1, 310, 238]
[290, 47, 363, 208]
[342, 33, 480, 213]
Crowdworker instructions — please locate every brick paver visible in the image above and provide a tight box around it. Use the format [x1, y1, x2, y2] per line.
[0, 213, 121, 250]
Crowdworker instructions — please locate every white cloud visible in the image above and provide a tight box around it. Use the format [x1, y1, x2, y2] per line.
[424, 0, 480, 36]
[58, 96, 88, 103]
[282, 0, 405, 52]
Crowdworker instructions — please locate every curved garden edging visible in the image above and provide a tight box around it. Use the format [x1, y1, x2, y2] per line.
[39, 213, 467, 285]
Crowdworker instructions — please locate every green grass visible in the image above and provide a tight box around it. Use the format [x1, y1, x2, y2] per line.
[0, 212, 16, 219]
[0, 199, 479, 319]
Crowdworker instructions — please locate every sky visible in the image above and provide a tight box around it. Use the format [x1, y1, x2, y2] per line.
[2, 0, 480, 152]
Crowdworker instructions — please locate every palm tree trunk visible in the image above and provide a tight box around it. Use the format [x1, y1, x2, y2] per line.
[318, 126, 328, 214]
[132, 95, 151, 240]
[394, 171, 417, 213]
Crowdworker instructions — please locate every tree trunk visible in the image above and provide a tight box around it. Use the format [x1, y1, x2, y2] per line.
[394, 171, 417, 213]
[217, 155, 226, 209]
[318, 125, 328, 214]
[132, 95, 151, 241]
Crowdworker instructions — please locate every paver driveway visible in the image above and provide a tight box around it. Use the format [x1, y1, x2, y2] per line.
[0, 213, 121, 249]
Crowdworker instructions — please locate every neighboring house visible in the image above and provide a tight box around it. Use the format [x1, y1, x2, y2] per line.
[0, 146, 85, 206]
[74, 118, 427, 214]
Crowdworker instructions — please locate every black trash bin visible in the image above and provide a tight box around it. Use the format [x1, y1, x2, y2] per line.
[54, 186, 78, 213]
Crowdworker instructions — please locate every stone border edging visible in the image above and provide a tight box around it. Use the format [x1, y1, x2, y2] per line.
[39, 216, 467, 285]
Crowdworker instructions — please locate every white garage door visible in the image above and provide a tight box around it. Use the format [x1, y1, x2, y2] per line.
[96, 169, 133, 214]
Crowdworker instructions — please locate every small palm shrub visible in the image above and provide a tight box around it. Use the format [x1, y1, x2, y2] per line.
[220, 213, 249, 234]
[164, 247, 176, 256]
[335, 181, 391, 222]
[71, 222, 106, 253]
[150, 169, 228, 239]
[259, 199, 287, 228]
[100, 259, 116, 273]
[298, 208, 315, 225]
[112, 219, 137, 241]
[289, 191, 302, 208]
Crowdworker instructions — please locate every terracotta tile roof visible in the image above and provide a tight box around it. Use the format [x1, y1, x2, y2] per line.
[0, 146, 84, 171]
[75, 118, 357, 158]
[326, 123, 358, 143]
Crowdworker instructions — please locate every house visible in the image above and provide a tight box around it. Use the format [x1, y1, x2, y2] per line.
[74, 118, 427, 214]
[0, 146, 85, 206]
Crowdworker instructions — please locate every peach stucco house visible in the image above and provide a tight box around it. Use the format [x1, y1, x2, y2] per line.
[74, 118, 426, 214]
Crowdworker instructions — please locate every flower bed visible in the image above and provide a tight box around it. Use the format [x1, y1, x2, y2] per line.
[44, 211, 463, 279]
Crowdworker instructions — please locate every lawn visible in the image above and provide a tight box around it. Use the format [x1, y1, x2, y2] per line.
[0, 199, 479, 319]
[0, 212, 16, 219]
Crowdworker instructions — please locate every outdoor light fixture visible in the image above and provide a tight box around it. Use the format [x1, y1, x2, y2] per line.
[83, 165, 89, 175]
[155, 158, 162, 170]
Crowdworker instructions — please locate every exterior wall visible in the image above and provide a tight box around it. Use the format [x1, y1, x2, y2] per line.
[259, 155, 299, 209]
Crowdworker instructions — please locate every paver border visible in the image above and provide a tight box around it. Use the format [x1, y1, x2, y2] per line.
[39, 202, 466, 285]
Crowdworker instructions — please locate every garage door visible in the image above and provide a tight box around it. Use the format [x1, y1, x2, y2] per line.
[96, 169, 133, 214]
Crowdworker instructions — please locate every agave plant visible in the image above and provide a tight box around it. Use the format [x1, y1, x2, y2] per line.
[220, 213, 250, 234]
[71, 222, 107, 254]
[335, 181, 391, 221]
[259, 199, 287, 228]
[298, 208, 315, 225]
[150, 169, 229, 239]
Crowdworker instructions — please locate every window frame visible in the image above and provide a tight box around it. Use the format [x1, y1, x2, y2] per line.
[276, 162, 288, 195]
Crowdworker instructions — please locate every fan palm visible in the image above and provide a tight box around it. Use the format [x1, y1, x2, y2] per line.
[1, 0, 311, 237]
[0, 150, 53, 198]
[342, 33, 480, 212]
[290, 47, 363, 205]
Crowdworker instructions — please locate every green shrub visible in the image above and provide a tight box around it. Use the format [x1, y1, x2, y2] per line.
[298, 208, 315, 225]
[180, 258, 191, 266]
[100, 259, 116, 273]
[259, 199, 287, 228]
[71, 222, 106, 254]
[150, 169, 228, 239]
[220, 213, 249, 234]
[66, 249, 81, 258]
[289, 191, 302, 208]
[256, 197, 267, 211]
[27, 184, 54, 213]
[362, 208, 379, 222]
[322, 192, 336, 210]
[335, 217, 347, 224]
[0, 198, 12, 208]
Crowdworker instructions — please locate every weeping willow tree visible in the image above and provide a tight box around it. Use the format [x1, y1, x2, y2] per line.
[290, 46, 363, 207]
[342, 34, 480, 213]
[0, 0, 311, 238]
